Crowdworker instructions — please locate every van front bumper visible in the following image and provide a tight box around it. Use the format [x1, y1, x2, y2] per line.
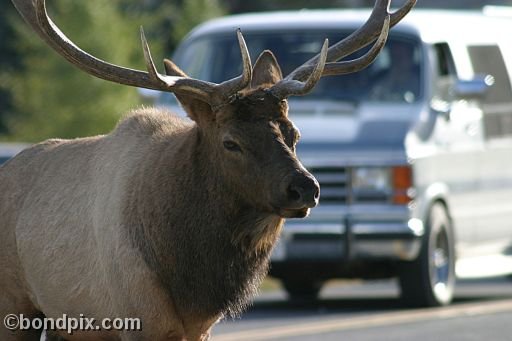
[271, 204, 423, 263]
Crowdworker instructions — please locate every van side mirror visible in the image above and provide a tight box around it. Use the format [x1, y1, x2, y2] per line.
[454, 74, 494, 99]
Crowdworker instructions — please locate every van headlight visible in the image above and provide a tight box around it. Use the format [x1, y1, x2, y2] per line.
[351, 166, 413, 204]
[352, 167, 391, 193]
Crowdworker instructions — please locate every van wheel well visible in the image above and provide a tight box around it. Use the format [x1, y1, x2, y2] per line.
[399, 202, 456, 307]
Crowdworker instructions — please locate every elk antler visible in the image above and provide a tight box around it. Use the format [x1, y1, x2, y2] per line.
[269, 0, 416, 100]
[11, 0, 252, 105]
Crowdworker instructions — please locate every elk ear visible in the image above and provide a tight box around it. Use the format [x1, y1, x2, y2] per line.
[251, 50, 283, 89]
[163, 59, 214, 124]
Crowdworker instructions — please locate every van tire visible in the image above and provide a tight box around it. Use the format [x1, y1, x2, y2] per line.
[282, 278, 323, 301]
[399, 203, 456, 307]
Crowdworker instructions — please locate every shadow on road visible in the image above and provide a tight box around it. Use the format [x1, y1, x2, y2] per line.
[237, 277, 512, 320]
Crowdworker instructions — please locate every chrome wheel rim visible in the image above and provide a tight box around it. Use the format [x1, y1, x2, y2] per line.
[430, 224, 452, 302]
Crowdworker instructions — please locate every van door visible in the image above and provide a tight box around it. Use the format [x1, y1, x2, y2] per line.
[467, 44, 512, 254]
[428, 43, 481, 250]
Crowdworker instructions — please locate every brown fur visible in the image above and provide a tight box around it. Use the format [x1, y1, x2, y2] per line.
[0, 52, 319, 340]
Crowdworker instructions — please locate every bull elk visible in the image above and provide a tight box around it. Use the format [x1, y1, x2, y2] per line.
[1, 0, 415, 340]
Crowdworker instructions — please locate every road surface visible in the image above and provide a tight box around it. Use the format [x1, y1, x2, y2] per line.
[212, 278, 512, 340]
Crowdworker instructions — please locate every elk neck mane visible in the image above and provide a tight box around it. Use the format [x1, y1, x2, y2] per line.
[118, 108, 284, 319]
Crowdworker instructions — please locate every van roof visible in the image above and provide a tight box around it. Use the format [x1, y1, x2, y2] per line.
[0, 143, 28, 158]
[186, 9, 512, 45]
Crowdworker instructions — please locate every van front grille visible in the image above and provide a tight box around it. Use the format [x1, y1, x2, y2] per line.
[309, 166, 350, 204]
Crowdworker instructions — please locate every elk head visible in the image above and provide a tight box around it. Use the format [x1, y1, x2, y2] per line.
[11, 0, 416, 218]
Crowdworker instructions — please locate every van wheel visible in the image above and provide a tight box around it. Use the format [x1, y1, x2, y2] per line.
[399, 203, 456, 307]
[282, 278, 323, 301]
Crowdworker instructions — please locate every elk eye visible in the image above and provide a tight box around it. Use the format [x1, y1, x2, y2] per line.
[223, 140, 242, 152]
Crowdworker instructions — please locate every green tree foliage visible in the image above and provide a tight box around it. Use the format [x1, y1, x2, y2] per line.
[223, 0, 368, 13]
[0, 0, 20, 134]
[1, 0, 226, 142]
[3, 0, 144, 142]
[170, 0, 225, 46]
[121, 0, 225, 59]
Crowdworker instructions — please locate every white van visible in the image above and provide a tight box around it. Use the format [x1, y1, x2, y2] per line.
[156, 8, 512, 307]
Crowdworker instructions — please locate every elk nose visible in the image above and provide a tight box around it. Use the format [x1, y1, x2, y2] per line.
[286, 175, 320, 208]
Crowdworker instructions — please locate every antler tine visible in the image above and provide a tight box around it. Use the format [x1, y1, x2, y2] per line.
[140, 27, 215, 102]
[270, 39, 329, 99]
[140, 27, 174, 87]
[389, 0, 416, 27]
[284, 0, 416, 83]
[292, 15, 390, 79]
[213, 29, 253, 104]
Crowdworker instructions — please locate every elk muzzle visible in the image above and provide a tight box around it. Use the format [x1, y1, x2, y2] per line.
[276, 172, 320, 218]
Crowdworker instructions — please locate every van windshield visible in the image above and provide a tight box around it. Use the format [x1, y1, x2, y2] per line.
[170, 31, 423, 104]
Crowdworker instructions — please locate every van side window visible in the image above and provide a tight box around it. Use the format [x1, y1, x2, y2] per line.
[467, 45, 512, 140]
[432, 43, 457, 102]
[434, 43, 456, 77]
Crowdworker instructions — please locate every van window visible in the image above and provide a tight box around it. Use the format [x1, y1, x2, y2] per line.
[434, 43, 457, 77]
[170, 31, 423, 105]
[468, 45, 512, 140]
[432, 43, 457, 102]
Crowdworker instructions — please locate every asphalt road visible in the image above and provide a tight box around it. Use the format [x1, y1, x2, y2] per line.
[212, 278, 512, 341]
